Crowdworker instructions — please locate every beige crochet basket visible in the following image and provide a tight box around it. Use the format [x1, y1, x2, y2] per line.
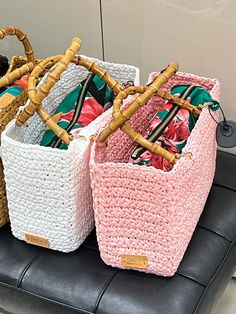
[0, 26, 37, 228]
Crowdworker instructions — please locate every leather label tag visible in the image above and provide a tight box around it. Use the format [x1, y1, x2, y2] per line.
[0, 93, 16, 108]
[121, 254, 148, 269]
[25, 233, 49, 248]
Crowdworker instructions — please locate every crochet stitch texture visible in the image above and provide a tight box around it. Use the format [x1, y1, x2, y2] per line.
[89, 72, 220, 276]
[1, 56, 139, 252]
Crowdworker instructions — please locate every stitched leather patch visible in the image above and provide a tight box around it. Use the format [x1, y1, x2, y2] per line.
[0, 93, 15, 108]
[25, 233, 49, 248]
[121, 254, 148, 269]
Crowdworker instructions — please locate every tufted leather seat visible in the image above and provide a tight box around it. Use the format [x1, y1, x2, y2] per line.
[0, 150, 235, 314]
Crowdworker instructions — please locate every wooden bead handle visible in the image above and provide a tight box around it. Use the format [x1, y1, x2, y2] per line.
[98, 62, 200, 165]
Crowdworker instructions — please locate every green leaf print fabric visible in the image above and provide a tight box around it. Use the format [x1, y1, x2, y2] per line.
[129, 84, 219, 171]
[40, 73, 114, 149]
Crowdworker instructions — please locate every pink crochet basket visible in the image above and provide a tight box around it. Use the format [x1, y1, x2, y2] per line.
[89, 71, 220, 276]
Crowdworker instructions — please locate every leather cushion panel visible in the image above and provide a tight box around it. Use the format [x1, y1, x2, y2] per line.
[177, 227, 230, 286]
[194, 244, 236, 314]
[0, 224, 43, 286]
[214, 150, 236, 191]
[95, 229, 231, 314]
[199, 185, 236, 241]
[96, 271, 204, 314]
[81, 229, 98, 250]
[0, 282, 92, 314]
[20, 247, 116, 313]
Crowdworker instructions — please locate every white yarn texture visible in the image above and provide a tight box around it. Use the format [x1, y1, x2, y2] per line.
[1, 56, 140, 252]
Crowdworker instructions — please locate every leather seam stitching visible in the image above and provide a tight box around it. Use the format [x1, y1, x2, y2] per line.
[93, 270, 119, 313]
[16, 252, 42, 288]
[217, 150, 236, 158]
[81, 245, 99, 252]
[177, 227, 230, 286]
[197, 225, 232, 242]
[0, 281, 92, 314]
[176, 272, 205, 287]
[213, 183, 236, 193]
[193, 233, 236, 313]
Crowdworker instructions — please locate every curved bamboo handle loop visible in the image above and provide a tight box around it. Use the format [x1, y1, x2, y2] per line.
[0, 62, 34, 87]
[112, 85, 202, 119]
[113, 63, 179, 121]
[36, 56, 124, 144]
[37, 105, 72, 144]
[99, 61, 202, 147]
[16, 51, 123, 144]
[101, 82, 179, 164]
[26, 55, 123, 102]
[122, 123, 178, 164]
[98, 62, 188, 164]
[155, 89, 202, 116]
[16, 38, 81, 126]
[76, 56, 122, 94]
[98, 85, 179, 165]
[27, 55, 67, 101]
[99, 62, 179, 143]
[0, 26, 36, 65]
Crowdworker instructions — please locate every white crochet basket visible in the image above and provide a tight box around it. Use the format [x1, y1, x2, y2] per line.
[1, 56, 140, 252]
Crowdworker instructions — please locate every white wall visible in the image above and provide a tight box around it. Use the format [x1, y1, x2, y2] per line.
[102, 0, 236, 122]
[1, 0, 236, 135]
[0, 0, 103, 59]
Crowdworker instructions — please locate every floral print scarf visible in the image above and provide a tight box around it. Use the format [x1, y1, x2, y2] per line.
[129, 85, 219, 171]
[40, 73, 114, 149]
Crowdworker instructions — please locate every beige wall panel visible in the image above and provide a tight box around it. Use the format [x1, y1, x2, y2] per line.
[0, 0, 103, 60]
[102, 0, 236, 123]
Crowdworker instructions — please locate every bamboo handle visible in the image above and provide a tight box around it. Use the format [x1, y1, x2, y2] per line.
[16, 55, 77, 143]
[16, 52, 123, 144]
[16, 37, 81, 126]
[99, 62, 202, 145]
[37, 56, 123, 144]
[76, 56, 122, 94]
[0, 62, 34, 87]
[98, 62, 190, 164]
[99, 62, 178, 143]
[111, 85, 201, 119]
[0, 26, 36, 65]
[113, 62, 178, 120]
[27, 55, 123, 101]
[156, 89, 201, 116]
[38, 56, 123, 144]
[27, 55, 66, 100]
[122, 123, 178, 164]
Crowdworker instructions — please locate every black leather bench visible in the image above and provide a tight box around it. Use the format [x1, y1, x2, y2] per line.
[0, 150, 235, 314]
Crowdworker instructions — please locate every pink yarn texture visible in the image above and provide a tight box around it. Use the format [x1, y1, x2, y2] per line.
[90, 72, 220, 276]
